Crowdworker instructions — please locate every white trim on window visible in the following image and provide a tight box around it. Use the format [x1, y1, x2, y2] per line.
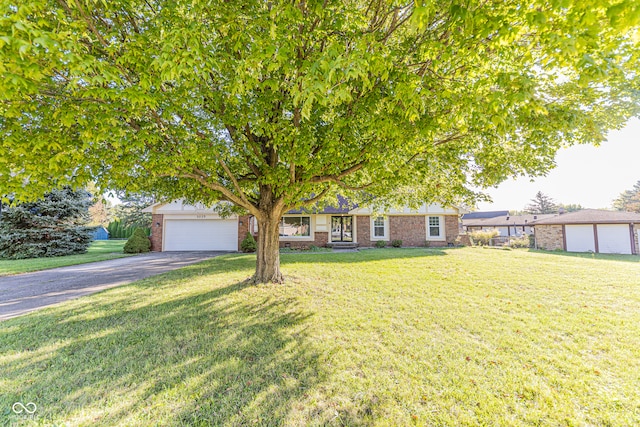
[426, 215, 445, 241]
[279, 215, 314, 240]
[370, 216, 389, 240]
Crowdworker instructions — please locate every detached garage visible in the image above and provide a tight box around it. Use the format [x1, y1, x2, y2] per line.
[532, 210, 640, 255]
[143, 200, 246, 252]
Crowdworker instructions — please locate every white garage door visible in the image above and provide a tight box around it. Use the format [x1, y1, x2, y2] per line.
[597, 224, 632, 254]
[164, 219, 238, 251]
[565, 225, 595, 252]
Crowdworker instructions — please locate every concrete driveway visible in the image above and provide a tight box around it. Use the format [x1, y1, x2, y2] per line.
[0, 252, 227, 321]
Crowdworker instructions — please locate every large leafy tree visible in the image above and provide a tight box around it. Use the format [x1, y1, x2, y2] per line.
[613, 180, 640, 212]
[1, 1, 639, 282]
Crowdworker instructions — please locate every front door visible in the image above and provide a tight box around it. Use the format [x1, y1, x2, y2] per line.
[331, 216, 353, 242]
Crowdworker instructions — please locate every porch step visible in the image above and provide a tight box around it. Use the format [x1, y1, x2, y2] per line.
[326, 242, 359, 250]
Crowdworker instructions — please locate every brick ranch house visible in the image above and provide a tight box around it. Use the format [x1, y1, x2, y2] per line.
[143, 199, 464, 252]
[531, 209, 640, 255]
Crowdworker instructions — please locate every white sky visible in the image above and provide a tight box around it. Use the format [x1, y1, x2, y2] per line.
[476, 117, 640, 211]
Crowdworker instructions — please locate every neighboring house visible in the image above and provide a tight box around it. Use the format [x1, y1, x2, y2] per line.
[462, 210, 509, 220]
[463, 214, 555, 237]
[92, 226, 109, 240]
[142, 199, 464, 251]
[531, 209, 640, 255]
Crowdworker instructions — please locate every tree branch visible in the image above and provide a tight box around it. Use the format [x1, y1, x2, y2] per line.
[68, 0, 110, 47]
[309, 161, 366, 184]
[288, 185, 332, 211]
[404, 133, 467, 165]
[216, 158, 254, 209]
[335, 180, 374, 191]
[176, 168, 260, 216]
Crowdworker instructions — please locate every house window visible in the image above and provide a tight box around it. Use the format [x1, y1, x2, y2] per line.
[280, 216, 311, 237]
[428, 216, 441, 237]
[373, 216, 386, 238]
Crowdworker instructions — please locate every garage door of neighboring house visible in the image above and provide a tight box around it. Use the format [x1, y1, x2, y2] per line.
[164, 219, 238, 251]
[597, 224, 632, 254]
[565, 225, 596, 253]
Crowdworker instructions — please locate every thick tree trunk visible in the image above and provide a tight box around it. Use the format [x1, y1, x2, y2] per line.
[252, 212, 284, 284]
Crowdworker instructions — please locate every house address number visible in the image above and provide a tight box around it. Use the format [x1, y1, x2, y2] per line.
[196, 214, 206, 219]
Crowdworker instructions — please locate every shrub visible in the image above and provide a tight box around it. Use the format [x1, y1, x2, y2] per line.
[123, 228, 151, 253]
[469, 230, 499, 246]
[240, 232, 257, 253]
[509, 235, 530, 249]
[528, 234, 536, 248]
[391, 239, 402, 248]
[375, 240, 387, 248]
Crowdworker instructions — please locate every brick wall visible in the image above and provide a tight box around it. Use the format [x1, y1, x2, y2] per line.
[389, 216, 427, 247]
[314, 232, 329, 248]
[457, 234, 472, 246]
[633, 224, 639, 255]
[150, 214, 164, 252]
[237, 215, 250, 251]
[149, 214, 465, 251]
[279, 232, 328, 249]
[535, 225, 564, 251]
[356, 215, 371, 247]
[445, 215, 460, 245]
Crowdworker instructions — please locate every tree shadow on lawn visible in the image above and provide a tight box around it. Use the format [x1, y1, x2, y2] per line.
[280, 247, 449, 266]
[0, 277, 327, 426]
[149, 248, 449, 276]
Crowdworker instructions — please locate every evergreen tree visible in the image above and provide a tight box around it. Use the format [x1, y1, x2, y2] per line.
[613, 181, 640, 213]
[0, 188, 94, 259]
[112, 194, 154, 229]
[123, 228, 151, 254]
[525, 191, 558, 214]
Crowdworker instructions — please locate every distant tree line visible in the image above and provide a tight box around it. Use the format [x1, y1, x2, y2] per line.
[512, 181, 640, 215]
[89, 193, 154, 238]
[507, 192, 585, 216]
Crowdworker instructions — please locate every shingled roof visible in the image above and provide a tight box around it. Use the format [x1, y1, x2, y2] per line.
[286, 195, 358, 214]
[462, 210, 509, 220]
[463, 214, 555, 227]
[530, 209, 640, 225]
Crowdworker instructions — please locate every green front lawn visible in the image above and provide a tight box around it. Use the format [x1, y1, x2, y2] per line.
[1, 248, 639, 426]
[0, 240, 129, 276]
